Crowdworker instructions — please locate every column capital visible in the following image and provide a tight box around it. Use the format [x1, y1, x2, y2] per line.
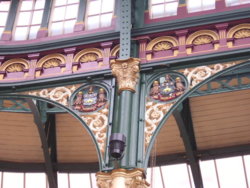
[27, 53, 40, 60]
[175, 29, 189, 36]
[101, 41, 113, 48]
[215, 23, 229, 30]
[96, 168, 150, 188]
[135, 36, 151, 43]
[110, 58, 140, 93]
[64, 47, 76, 54]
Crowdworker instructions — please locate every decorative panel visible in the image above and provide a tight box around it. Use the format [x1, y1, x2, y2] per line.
[73, 48, 103, 72]
[36, 53, 66, 77]
[0, 58, 29, 80]
[186, 30, 219, 54]
[146, 36, 179, 61]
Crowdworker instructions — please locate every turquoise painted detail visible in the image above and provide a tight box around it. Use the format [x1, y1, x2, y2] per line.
[191, 71, 250, 97]
[0, 99, 30, 112]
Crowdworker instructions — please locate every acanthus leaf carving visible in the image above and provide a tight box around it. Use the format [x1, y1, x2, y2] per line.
[179, 61, 244, 88]
[145, 102, 174, 146]
[111, 58, 140, 93]
[80, 106, 109, 153]
[27, 85, 79, 106]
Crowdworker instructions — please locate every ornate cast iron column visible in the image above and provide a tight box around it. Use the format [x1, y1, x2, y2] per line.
[96, 0, 149, 187]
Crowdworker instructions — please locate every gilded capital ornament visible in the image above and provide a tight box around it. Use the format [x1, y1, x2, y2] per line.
[110, 58, 140, 93]
[96, 168, 150, 188]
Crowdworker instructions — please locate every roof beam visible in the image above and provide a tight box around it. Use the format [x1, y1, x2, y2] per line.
[26, 99, 57, 188]
[173, 98, 203, 188]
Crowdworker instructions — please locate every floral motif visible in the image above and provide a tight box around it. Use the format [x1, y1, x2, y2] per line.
[79, 53, 98, 63]
[28, 85, 78, 106]
[153, 41, 173, 51]
[81, 106, 109, 153]
[42, 58, 61, 69]
[180, 62, 241, 88]
[234, 29, 250, 39]
[6, 63, 25, 73]
[145, 102, 173, 145]
[193, 35, 213, 45]
[111, 58, 140, 93]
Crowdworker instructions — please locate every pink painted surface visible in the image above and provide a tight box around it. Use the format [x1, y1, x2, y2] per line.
[5, 72, 24, 79]
[79, 61, 99, 72]
[234, 38, 250, 46]
[152, 50, 174, 58]
[0, 36, 250, 83]
[74, 23, 85, 32]
[42, 67, 61, 75]
[37, 29, 48, 39]
[1, 32, 12, 41]
[192, 43, 214, 52]
[136, 36, 150, 63]
[0, 12, 250, 83]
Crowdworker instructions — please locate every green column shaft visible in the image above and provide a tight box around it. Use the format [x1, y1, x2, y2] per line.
[128, 78, 141, 167]
[137, 74, 146, 168]
[4, 0, 19, 31]
[110, 0, 140, 169]
[133, 0, 146, 28]
[76, 0, 87, 22]
[116, 91, 133, 168]
[40, 0, 53, 28]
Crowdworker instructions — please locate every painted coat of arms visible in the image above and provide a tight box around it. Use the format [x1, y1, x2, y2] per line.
[73, 86, 107, 112]
[149, 74, 186, 102]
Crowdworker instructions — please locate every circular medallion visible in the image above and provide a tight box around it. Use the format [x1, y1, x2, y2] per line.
[149, 73, 187, 103]
[71, 85, 107, 113]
